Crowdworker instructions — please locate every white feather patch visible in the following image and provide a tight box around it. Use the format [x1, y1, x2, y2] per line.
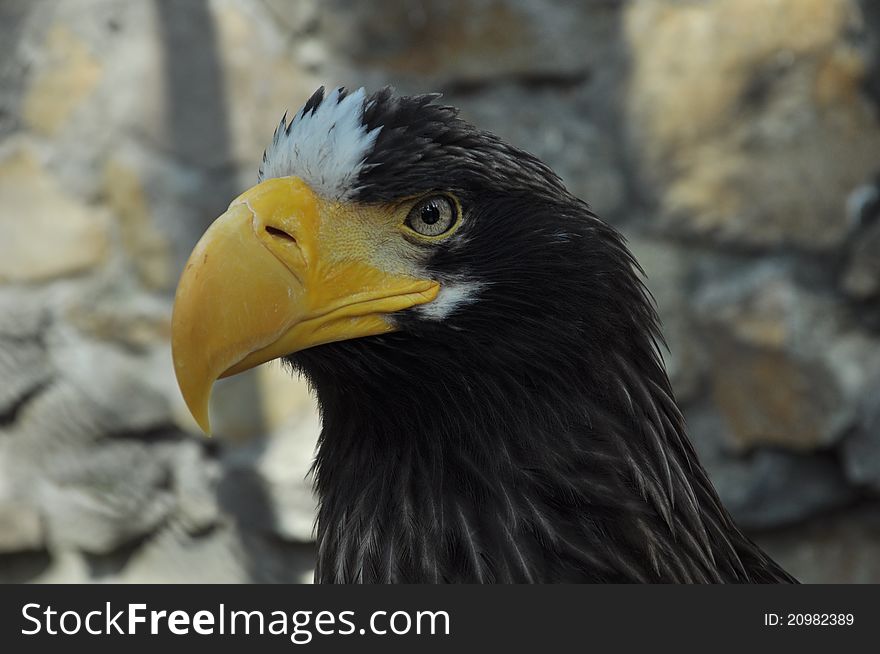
[416, 281, 484, 321]
[259, 88, 382, 200]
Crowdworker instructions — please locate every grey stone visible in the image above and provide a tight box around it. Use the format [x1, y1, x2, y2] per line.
[0, 145, 110, 282]
[688, 407, 857, 530]
[3, 379, 110, 454]
[0, 502, 43, 553]
[627, 236, 706, 402]
[713, 451, 857, 530]
[162, 440, 221, 534]
[37, 443, 174, 554]
[755, 504, 880, 583]
[48, 330, 173, 436]
[104, 523, 252, 584]
[0, 0, 30, 138]
[217, 401, 320, 545]
[0, 291, 52, 419]
[257, 412, 321, 544]
[842, 220, 880, 300]
[841, 375, 880, 491]
[320, 0, 618, 86]
[625, 0, 880, 251]
[692, 263, 880, 450]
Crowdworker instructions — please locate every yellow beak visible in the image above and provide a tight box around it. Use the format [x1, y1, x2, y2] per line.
[171, 177, 439, 433]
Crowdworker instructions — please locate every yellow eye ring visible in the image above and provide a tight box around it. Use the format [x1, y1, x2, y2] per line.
[401, 194, 462, 241]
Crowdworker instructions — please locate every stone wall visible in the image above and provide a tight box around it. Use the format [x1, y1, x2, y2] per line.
[1, 0, 878, 583]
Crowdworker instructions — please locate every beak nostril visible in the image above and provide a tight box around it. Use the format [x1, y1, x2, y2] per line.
[265, 225, 296, 243]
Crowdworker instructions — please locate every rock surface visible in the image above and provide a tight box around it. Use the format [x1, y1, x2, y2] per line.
[841, 374, 880, 492]
[843, 219, 880, 300]
[0, 146, 109, 282]
[1, 0, 879, 584]
[692, 264, 880, 450]
[625, 0, 880, 250]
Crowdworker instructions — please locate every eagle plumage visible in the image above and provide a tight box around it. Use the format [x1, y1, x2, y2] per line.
[176, 87, 796, 583]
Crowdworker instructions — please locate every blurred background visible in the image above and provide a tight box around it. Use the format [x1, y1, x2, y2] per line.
[1, 0, 879, 583]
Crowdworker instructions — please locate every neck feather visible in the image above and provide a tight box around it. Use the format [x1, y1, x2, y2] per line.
[306, 332, 787, 583]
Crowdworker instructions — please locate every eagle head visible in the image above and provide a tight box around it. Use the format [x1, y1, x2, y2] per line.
[171, 86, 795, 583]
[173, 86, 653, 434]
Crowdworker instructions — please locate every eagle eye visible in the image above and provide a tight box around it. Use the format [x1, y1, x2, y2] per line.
[405, 196, 458, 238]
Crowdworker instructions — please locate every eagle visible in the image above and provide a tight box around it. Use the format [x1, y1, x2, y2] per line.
[171, 87, 796, 583]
